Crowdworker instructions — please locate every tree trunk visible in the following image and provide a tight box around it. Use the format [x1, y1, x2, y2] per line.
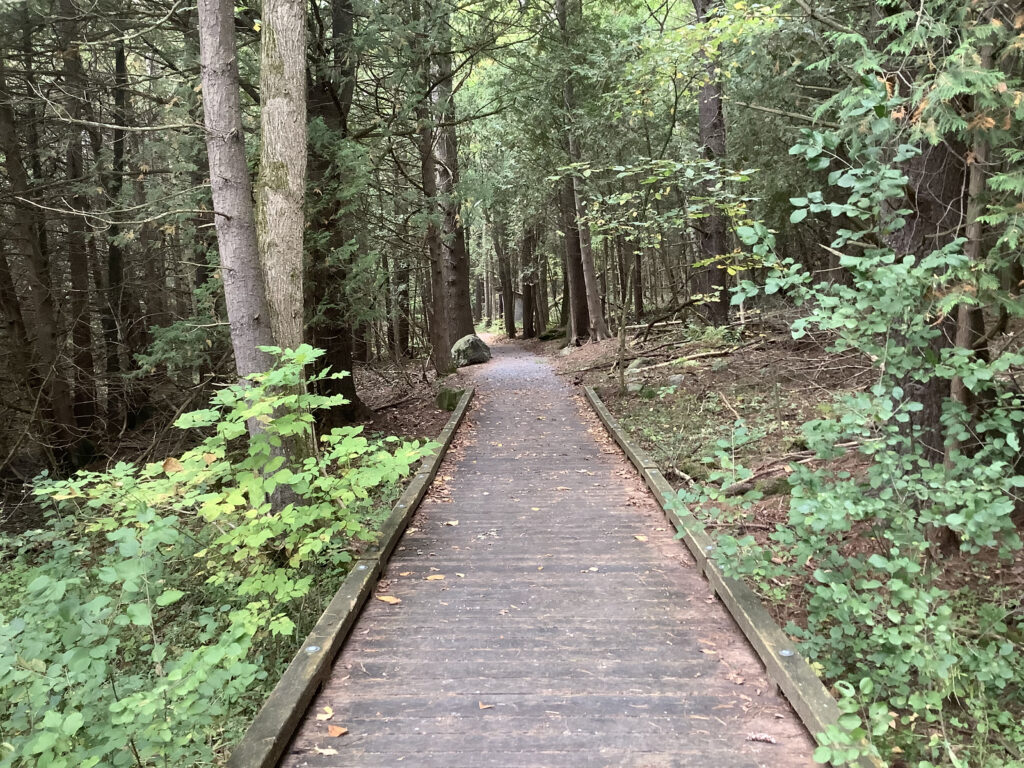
[256, 0, 306, 354]
[197, 0, 276, 384]
[431, 41, 475, 340]
[559, 178, 589, 343]
[56, 10, 97, 433]
[0, 60, 79, 463]
[556, 0, 610, 340]
[692, 0, 730, 325]
[493, 217, 516, 338]
[417, 101, 453, 372]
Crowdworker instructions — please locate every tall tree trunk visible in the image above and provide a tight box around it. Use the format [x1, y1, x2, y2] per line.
[256, 0, 306, 354]
[56, 9, 96, 432]
[0, 60, 78, 463]
[560, 178, 589, 343]
[431, 40, 475, 340]
[306, 0, 371, 423]
[417, 103, 453, 372]
[493, 216, 516, 338]
[692, 0, 730, 325]
[556, 0, 610, 340]
[520, 224, 541, 339]
[197, 0, 275, 386]
[537, 249, 549, 336]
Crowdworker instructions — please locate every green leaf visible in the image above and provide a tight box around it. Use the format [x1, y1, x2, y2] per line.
[790, 207, 808, 224]
[126, 602, 153, 626]
[156, 589, 185, 607]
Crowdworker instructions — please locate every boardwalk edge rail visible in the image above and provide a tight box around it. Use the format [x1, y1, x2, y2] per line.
[584, 386, 883, 768]
[228, 388, 475, 768]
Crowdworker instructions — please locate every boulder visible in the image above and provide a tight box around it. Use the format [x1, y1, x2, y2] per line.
[435, 386, 465, 411]
[451, 334, 491, 368]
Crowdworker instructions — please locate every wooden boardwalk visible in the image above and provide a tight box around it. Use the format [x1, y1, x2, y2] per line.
[282, 342, 815, 767]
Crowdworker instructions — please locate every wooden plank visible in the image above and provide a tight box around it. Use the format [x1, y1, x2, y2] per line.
[358, 388, 475, 563]
[226, 388, 475, 768]
[583, 387, 883, 768]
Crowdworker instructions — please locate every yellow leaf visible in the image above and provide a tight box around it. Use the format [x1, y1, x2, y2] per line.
[162, 457, 184, 474]
[203, 453, 217, 466]
[426, 574, 445, 581]
[315, 706, 334, 721]
[327, 725, 348, 738]
[377, 595, 401, 605]
[478, 702, 494, 710]
[253, 20, 262, 32]
[443, 520, 459, 526]
[399, 572, 412, 577]
[634, 534, 648, 542]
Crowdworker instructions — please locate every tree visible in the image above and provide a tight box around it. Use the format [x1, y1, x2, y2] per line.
[197, 0, 275, 385]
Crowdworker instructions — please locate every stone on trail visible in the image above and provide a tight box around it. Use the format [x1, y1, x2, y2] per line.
[451, 334, 491, 368]
[435, 386, 465, 411]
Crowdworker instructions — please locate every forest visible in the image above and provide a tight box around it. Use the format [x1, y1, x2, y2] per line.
[1, 0, 1022, 765]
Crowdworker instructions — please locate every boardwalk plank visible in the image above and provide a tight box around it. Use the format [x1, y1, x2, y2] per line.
[281, 342, 815, 768]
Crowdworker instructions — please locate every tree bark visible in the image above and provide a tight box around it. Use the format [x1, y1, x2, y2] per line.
[560, 178, 589, 343]
[493, 216, 516, 338]
[431, 40, 475, 340]
[556, 0, 610, 340]
[197, 0, 276, 383]
[256, 0, 306, 354]
[0, 59, 78, 462]
[692, 0, 730, 325]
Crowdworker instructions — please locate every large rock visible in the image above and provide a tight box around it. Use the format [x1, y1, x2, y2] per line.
[451, 334, 491, 367]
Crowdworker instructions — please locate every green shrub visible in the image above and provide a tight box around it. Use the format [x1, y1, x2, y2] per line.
[0, 346, 431, 767]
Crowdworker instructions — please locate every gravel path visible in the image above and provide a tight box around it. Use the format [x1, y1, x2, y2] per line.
[282, 340, 816, 767]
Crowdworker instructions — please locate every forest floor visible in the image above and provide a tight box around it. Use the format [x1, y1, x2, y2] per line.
[536, 319, 1024, 650]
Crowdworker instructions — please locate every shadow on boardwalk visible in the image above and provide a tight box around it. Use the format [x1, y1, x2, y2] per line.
[282, 341, 816, 768]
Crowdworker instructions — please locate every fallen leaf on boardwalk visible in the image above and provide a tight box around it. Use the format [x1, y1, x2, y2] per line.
[700, 648, 717, 654]
[315, 706, 334, 721]
[478, 702, 494, 710]
[555, 486, 571, 491]
[162, 457, 184, 474]
[443, 520, 459, 526]
[531, 507, 541, 511]
[746, 733, 777, 744]
[327, 725, 348, 738]
[537, 566, 543, 571]
[456, 573, 465, 578]
[426, 574, 445, 581]
[399, 572, 412, 577]
[634, 534, 648, 541]
[376, 595, 401, 605]
[314, 747, 339, 756]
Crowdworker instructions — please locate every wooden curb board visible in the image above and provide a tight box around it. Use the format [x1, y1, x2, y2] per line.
[584, 386, 883, 768]
[227, 389, 475, 768]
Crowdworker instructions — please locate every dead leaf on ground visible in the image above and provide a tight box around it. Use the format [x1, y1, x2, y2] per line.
[426, 574, 445, 581]
[162, 457, 184, 474]
[314, 747, 339, 756]
[377, 595, 401, 605]
[327, 725, 348, 738]
[315, 706, 334, 721]
[478, 702, 494, 710]
[443, 520, 459, 526]
[634, 534, 648, 541]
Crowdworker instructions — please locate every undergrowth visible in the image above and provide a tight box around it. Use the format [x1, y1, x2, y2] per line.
[0, 346, 431, 767]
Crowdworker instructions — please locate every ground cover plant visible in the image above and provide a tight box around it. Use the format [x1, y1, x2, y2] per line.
[0, 347, 431, 767]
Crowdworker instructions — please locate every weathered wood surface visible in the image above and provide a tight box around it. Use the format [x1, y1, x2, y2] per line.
[282, 343, 815, 767]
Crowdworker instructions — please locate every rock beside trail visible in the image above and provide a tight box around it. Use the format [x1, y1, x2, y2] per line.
[451, 334, 491, 367]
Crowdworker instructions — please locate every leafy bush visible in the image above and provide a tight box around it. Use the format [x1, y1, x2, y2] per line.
[0, 346, 431, 767]
[674, 79, 1024, 767]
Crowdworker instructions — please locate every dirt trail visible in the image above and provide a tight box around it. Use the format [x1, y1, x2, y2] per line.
[282, 340, 816, 768]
